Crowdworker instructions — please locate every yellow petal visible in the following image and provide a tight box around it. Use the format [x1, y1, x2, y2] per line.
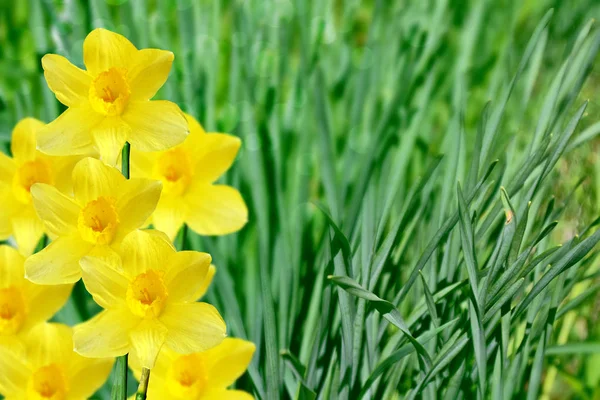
[37, 107, 103, 156]
[203, 389, 255, 400]
[72, 157, 125, 205]
[127, 49, 174, 101]
[116, 178, 162, 234]
[164, 251, 211, 303]
[184, 112, 206, 135]
[0, 151, 16, 183]
[30, 183, 80, 236]
[80, 251, 128, 309]
[24, 236, 92, 284]
[11, 209, 45, 256]
[0, 342, 28, 396]
[73, 308, 139, 358]
[151, 195, 186, 241]
[118, 230, 174, 278]
[184, 184, 248, 235]
[0, 245, 25, 287]
[129, 319, 168, 369]
[83, 28, 137, 76]
[204, 338, 256, 388]
[129, 147, 157, 179]
[68, 355, 114, 398]
[197, 264, 216, 300]
[187, 132, 241, 183]
[23, 283, 73, 332]
[41, 54, 91, 107]
[11, 118, 45, 164]
[122, 100, 188, 151]
[0, 193, 22, 240]
[160, 302, 226, 354]
[92, 117, 131, 166]
[24, 323, 73, 368]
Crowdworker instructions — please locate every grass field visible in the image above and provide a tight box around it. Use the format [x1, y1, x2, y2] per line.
[3, 0, 600, 399]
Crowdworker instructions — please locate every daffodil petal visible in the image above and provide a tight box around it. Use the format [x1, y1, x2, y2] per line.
[0, 245, 25, 289]
[0, 343, 28, 396]
[161, 302, 226, 354]
[116, 178, 162, 234]
[23, 283, 73, 332]
[11, 118, 45, 163]
[164, 251, 211, 302]
[151, 195, 186, 241]
[24, 323, 73, 367]
[37, 107, 102, 156]
[41, 54, 91, 107]
[25, 236, 92, 284]
[204, 338, 256, 388]
[73, 308, 139, 358]
[127, 49, 174, 101]
[118, 230, 174, 278]
[83, 28, 137, 76]
[188, 133, 242, 183]
[203, 389, 255, 400]
[184, 184, 248, 236]
[80, 252, 128, 309]
[72, 157, 125, 205]
[11, 210, 45, 256]
[197, 264, 216, 300]
[129, 319, 168, 369]
[92, 117, 131, 166]
[122, 100, 188, 151]
[30, 183, 80, 236]
[0, 194, 21, 240]
[129, 147, 158, 179]
[68, 355, 114, 399]
[0, 152, 16, 183]
[184, 112, 206, 135]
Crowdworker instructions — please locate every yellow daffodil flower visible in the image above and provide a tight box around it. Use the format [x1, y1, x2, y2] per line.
[131, 113, 247, 240]
[39, 28, 188, 164]
[0, 245, 72, 341]
[0, 322, 113, 399]
[24, 157, 161, 284]
[0, 118, 81, 255]
[130, 337, 255, 399]
[73, 229, 226, 369]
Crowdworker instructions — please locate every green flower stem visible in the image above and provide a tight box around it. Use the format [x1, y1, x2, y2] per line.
[135, 368, 150, 400]
[111, 354, 128, 400]
[121, 142, 131, 179]
[112, 141, 132, 400]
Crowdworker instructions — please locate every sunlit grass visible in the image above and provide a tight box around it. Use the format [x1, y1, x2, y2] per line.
[2, 0, 600, 398]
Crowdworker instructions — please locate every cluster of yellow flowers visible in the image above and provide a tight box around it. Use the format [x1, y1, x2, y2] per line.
[0, 28, 254, 399]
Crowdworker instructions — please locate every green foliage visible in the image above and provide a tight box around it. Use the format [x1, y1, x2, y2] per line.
[2, 0, 600, 398]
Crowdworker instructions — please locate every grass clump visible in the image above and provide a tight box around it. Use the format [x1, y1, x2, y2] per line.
[2, 0, 600, 398]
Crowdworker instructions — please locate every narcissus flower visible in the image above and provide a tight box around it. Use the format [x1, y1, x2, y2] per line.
[131, 113, 247, 240]
[0, 322, 113, 399]
[39, 28, 188, 164]
[73, 229, 226, 369]
[25, 157, 161, 284]
[0, 118, 81, 255]
[130, 338, 255, 399]
[0, 245, 72, 340]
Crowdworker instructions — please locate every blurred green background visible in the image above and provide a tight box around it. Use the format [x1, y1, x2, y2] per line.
[3, 0, 600, 399]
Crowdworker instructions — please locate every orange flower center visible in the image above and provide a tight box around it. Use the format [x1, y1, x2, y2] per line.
[13, 159, 53, 203]
[0, 286, 27, 336]
[155, 148, 193, 196]
[167, 354, 207, 398]
[89, 67, 131, 116]
[28, 364, 68, 400]
[78, 196, 120, 245]
[126, 270, 169, 318]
